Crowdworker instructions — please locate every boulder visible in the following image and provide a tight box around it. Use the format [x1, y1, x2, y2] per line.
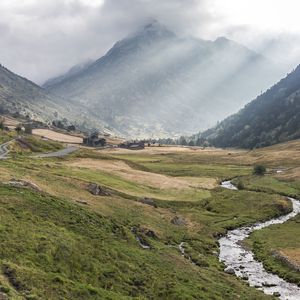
[224, 267, 235, 275]
[7, 179, 42, 192]
[139, 197, 157, 208]
[144, 229, 158, 239]
[171, 216, 187, 226]
[87, 183, 110, 196]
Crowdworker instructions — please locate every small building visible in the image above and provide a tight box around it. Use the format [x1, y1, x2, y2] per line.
[83, 131, 106, 147]
[22, 122, 33, 134]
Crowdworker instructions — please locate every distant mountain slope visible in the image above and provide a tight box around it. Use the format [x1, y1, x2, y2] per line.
[45, 21, 285, 138]
[198, 65, 300, 148]
[43, 59, 94, 89]
[0, 64, 109, 132]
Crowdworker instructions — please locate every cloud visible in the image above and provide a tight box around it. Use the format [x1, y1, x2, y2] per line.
[0, 0, 300, 83]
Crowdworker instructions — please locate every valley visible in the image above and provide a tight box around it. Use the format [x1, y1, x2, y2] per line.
[1, 3, 300, 299]
[0, 126, 299, 299]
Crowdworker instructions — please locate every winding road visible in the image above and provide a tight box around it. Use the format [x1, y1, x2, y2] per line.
[0, 140, 13, 160]
[219, 181, 300, 300]
[0, 140, 78, 160]
[33, 146, 78, 158]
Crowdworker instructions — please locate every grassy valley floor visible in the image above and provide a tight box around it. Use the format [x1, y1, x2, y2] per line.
[0, 134, 300, 299]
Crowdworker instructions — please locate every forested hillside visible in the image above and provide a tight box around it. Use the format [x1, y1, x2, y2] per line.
[198, 65, 300, 148]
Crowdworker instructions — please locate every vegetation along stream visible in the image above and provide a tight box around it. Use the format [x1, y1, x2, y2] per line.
[219, 181, 300, 300]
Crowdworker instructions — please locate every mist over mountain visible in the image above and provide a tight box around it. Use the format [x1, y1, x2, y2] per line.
[198, 65, 300, 148]
[0, 63, 110, 132]
[45, 22, 285, 138]
[43, 59, 94, 89]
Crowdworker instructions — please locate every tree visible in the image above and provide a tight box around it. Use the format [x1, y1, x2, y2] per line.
[178, 136, 187, 146]
[253, 165, 266, 176]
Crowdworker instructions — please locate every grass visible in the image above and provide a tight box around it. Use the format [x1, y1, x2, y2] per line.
[246, 213, 300, 286]
[0, 130, 16, 144]
[10, 135, 64, 155]
[82, 151, 252, 180]
[232, 175, 300, 198]
[1, 141, 300, 299]
[0, 184, 278, 300]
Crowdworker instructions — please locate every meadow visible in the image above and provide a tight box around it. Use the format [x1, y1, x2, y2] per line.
[0, 133, 300, 299]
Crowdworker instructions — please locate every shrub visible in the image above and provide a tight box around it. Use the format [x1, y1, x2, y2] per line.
[253, 165, 266, 176]
[237, 181, 245, 190]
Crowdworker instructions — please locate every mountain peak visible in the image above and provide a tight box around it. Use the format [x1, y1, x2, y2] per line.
[214, 36, 234, 46]
[136, 20, 176, 39]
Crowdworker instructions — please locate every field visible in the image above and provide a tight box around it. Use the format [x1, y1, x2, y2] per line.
[32, 129, 83, 144]
[0, 131, 300, 299]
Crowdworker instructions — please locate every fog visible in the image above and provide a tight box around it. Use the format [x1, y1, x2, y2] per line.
[0, 0, 300, 83]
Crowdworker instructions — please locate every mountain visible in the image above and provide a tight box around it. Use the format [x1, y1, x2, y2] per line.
[45, 21, 285, 138]
[198, 65, 300, 148]
[0, 64, 109, 132]
[43, 59, 94, 88]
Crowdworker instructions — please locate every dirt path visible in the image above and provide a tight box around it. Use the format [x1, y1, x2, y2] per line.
[66, 158, 217, 190]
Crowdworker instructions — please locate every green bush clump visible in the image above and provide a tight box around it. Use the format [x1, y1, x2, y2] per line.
[253, 165, 266, 176]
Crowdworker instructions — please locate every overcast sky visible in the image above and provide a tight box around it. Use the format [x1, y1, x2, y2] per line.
[1, 0, 300, 84]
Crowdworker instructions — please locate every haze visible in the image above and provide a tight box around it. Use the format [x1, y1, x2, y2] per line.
[1, 0, 300, 83]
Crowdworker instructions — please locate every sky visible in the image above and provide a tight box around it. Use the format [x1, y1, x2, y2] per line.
[1, 0, 300, 84]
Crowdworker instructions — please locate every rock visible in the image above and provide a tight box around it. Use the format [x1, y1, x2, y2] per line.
[171, 216, 187, 226]
[139, 197, 157, 208]
[76, 200, 89, 205]
[241, 275, 248, 280]
[87, 183, 110, 196]
[7, 179, 42, 192]
[273, 292, 281, 297]
[131, 227, 151, 249]
[144, 229, 157, 239]
[225, 267, 235, 275]
[262, 283, 277, 287]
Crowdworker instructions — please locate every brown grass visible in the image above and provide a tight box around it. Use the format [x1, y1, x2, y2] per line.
[32, 129, 83, 144]
[101, 145, 245, 155]
[66, 158, 217, 190]
[278, 248, 300, 268]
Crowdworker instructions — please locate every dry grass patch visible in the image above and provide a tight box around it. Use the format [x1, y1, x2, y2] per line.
[275, 167, 300, 181]
[32, 129, 83, 144]
[66, 158, 216, 190]
[278, 248, 300, 269]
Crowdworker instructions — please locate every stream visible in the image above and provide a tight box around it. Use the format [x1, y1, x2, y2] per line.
[219, 181, 300, 299]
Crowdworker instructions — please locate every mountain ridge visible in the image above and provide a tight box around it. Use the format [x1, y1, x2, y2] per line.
[0, 63, 113, 133]
[45, 22, 285, 138]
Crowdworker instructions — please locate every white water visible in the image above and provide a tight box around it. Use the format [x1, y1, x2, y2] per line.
[221, 180, 238, 190]
[219, 181, 300, 299]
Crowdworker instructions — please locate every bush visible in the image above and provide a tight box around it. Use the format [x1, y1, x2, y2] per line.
[237, 181, 245, 190]
[253, 165, 266, 176]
